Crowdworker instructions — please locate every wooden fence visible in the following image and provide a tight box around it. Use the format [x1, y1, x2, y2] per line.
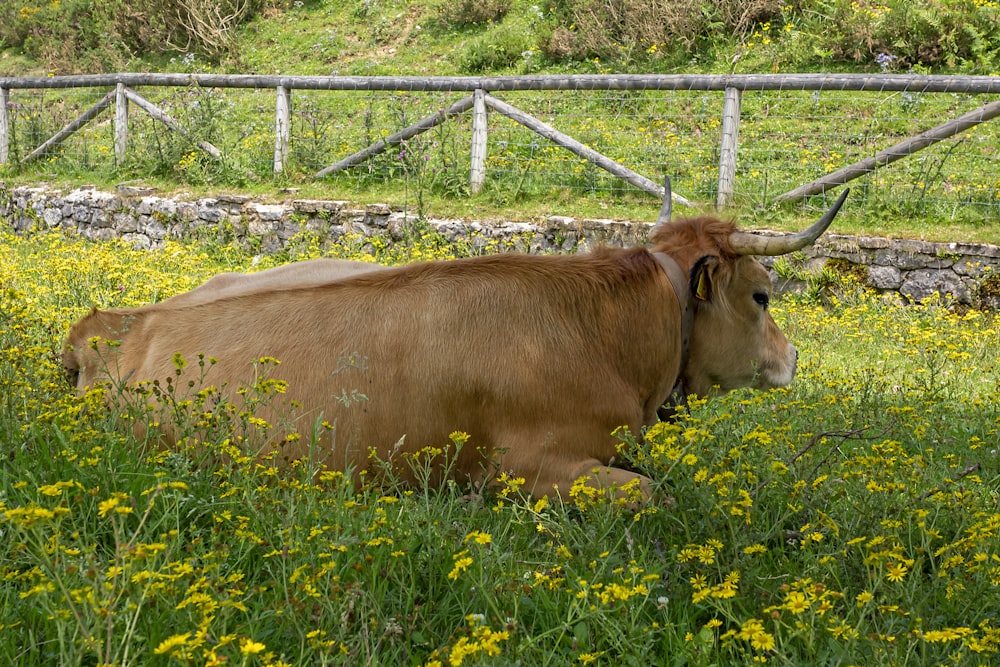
[2, 73, 1000, 211]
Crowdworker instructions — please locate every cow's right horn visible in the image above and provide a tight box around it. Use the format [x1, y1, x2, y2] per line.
[728, 188, 849, 256]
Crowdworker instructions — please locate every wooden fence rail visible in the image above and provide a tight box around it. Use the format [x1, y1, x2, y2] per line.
[2, 73, 1000, 211]
[776, 98, 1000, 203]
[4, 73, 1000, 93]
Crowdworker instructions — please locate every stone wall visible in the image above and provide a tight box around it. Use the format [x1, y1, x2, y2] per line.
[776, 234, 999, 307]
[2, 183, 997, 308]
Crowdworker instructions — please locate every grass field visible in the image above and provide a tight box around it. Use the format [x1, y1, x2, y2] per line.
[2, 0, 1000, 241]
[3, 81, 999, 244]
[1, 225, 998, 666]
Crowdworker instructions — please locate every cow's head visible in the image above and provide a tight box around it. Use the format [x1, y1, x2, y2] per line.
[651, 179, 848, 397]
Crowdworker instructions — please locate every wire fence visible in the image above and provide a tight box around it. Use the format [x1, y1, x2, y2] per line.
[1, 74, 999, 223]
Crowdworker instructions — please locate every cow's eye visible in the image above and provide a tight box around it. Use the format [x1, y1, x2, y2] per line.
[753, 292, 770, 308]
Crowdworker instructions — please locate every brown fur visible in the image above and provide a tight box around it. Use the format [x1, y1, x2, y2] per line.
[648, 216, 796, 396]
[155, 257, 385, 308]
[64, 220, 799, 500]
[649, 216, 739, 264]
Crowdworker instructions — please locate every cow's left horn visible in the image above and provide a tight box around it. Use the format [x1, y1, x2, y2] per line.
[656, 175, 672, 224]
[728, 188, 849, 256]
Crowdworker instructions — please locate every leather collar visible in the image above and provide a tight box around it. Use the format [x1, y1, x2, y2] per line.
[652, 252, 694, 420]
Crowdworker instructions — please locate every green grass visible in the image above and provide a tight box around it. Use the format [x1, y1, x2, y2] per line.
[2, 1, 1000, 242]
[2, 226, 999, 666]
[2, 3, 1000, 664]
[3, 83, 998, 243]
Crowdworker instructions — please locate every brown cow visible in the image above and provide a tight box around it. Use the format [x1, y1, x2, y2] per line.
[154, 257, 385, 308]
[64, 186, 848, 500]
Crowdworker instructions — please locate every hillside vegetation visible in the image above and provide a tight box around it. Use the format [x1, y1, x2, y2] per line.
[2, 0, 1000, 76]
[3, 226, 1000, 667]
[3, 4, 1000, 666]
[1, 1, 999, 240]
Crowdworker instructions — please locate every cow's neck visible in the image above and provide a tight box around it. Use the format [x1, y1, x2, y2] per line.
[652, 252, 694, 419]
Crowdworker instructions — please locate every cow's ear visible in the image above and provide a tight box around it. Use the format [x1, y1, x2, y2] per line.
[691, 257, 717, 301]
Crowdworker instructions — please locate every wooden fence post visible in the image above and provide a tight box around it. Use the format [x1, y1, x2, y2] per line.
[469, 88, 487, 194]
[114, 83, 128, 164]
[717, 86, 741, 209]
[274, 85, 291, 175]
[0, 88, 8, 165]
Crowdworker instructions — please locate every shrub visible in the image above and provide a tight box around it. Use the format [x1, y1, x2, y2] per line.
[806, 0, 1000, 72]
[538, 0, 782, 63]
[440, 0, 513, 27]
[9, 0, 131, 72]
[457, 23, 534, 72]
[0, 0, 275, 72]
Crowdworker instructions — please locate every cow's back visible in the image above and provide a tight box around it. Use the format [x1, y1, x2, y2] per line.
[156, 257, 384, 308]
[112, 249, 682, 491]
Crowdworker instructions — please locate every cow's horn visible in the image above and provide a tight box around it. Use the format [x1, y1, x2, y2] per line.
[656, 175, 672, 224]
[728, 188, 849, 256]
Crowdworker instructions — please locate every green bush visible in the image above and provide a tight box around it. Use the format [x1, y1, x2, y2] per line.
[457, 23, 534, 72]
[1, 0, 274, 72]
[807, 0, 1000, 72]
[533, 0, 1000, 73]
[439, 0, 513, 27]
[3, 0, 998, 74]
[538, 0, 782, 63]
[6, 0, 130, 72]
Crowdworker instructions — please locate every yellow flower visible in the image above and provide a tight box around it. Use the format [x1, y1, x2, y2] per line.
[172, 352, 187, 370]
[240, 637, 266, 654]
[154, 633, 192, 655]
[4, 505, 71, 527]
[449, 637, 475, 666]
[738, 618, 776, 652]
[785, 591, 809, 614]
[886, 562, 908, 582]
[37, 480, 78, 496]
[464, 531, 492, 545]
[448, 550, 473, 580]
[98, 492, 133, 518]
[921, 627, 970, 642]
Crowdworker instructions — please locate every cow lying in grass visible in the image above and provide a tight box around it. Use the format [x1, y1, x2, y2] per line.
[64, 186, 848, 501]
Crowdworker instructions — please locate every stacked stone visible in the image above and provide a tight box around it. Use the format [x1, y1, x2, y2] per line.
[2, 183, 997, 307]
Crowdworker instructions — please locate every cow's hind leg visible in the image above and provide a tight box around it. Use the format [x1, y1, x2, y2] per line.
[490, 425, 653, 505]
[561, 459, 653, 506]
[510, 452, 653, 505]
